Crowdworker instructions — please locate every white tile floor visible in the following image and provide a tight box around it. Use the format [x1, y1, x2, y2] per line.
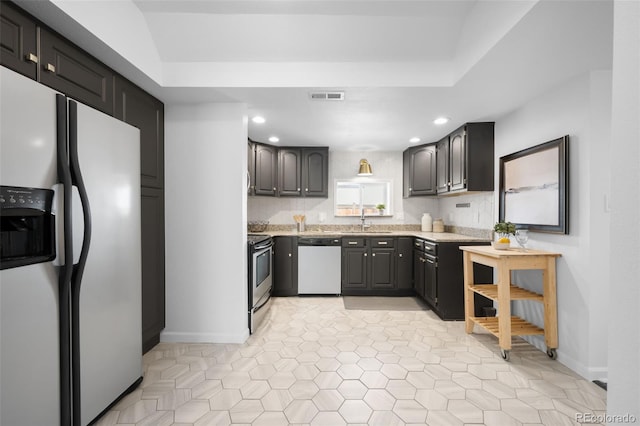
[96, 297, 606, 425]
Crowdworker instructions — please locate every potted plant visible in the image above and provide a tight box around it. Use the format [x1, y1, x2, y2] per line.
[493, 221, 516, 243]
[376, 203, 386, 215]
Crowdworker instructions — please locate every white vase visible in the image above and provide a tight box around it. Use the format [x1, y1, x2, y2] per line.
[421, 213, 433, 232]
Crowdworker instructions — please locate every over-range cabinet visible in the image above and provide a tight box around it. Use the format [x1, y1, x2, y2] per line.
[1, 68, 143, 426]
[1, 1, 167, 354]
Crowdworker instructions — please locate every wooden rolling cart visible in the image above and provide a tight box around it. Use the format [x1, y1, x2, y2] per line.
[460, 246, 561, 361]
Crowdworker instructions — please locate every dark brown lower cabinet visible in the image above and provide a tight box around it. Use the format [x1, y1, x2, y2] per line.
[396, 237, 414, 291]
[413, 239, 492, 320]
[141, 187, 165, 353]
[273, 236, 298, 296]
[342, 237, 412, 296]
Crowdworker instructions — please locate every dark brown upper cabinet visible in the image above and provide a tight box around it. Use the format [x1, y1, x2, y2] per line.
[254, 143, 278, 196]
[247, 140, 255, 195]
[1, 5, 114, 115]
[403, 143, 437, 197]
[302, 148, 329, 197]
[436, 122, 494, 195]
[278, 148, 302, 196]
[252, 143, 328, 198]
[114, 76, 165, 189]
[0, 1, 37, 79]
[39, 28, 114, 115]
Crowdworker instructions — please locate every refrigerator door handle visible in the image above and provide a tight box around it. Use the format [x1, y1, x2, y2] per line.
[56, 94, 74, 426]
[68, 99, 93, 425]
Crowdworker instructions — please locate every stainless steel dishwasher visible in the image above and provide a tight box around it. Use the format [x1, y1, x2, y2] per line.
[297, 237, 342, 295]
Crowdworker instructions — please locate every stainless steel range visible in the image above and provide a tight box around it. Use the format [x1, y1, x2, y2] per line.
[247, 234, 273, 333]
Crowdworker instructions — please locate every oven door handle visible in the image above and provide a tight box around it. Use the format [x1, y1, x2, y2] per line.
[254, 242, 273, 251]
[253, 290, 272, 312]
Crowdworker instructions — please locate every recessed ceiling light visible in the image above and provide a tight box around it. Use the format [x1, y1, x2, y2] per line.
[433, 117, 449, 125]
[409, 137, 421, 143]
[268, 136, 280, 143]
[252, 116, 266, 124]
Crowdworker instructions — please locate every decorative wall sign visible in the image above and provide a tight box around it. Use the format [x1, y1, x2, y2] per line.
[499, 136, 569, 234]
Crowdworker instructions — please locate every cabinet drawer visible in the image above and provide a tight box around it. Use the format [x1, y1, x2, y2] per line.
[342, 238, 365, 248]
[371, 238, 394, 248]
[413, 239, 424, 251]
[423, 241, 437, 255]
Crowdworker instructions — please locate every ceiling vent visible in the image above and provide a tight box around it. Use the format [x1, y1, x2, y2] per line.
[309, 91, 345, 101]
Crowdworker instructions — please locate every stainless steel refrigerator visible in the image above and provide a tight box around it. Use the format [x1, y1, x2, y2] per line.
[0, 67, 143, 426]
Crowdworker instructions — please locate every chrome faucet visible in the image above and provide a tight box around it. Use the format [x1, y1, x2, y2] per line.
[360, 209, 371, 231]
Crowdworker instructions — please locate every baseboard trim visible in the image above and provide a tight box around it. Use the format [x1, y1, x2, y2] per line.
[160, 329, 250, 344]
[522, 335, 608, 381]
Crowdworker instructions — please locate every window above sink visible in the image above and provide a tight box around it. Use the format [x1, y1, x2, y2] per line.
[334, 179, 393, 217]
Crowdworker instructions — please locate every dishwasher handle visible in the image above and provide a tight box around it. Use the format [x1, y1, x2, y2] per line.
[298, 238, 341, 246]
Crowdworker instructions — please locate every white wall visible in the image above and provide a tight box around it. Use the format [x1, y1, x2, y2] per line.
[491, 71, 611, 381]
[163, 103, 249, 343]
[248, 150, 440, 227]
[607, 0, 640, 420]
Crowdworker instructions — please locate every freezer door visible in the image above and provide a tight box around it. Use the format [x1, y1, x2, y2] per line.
[73, 101, 142, 425]
[0, 68, 61, 425]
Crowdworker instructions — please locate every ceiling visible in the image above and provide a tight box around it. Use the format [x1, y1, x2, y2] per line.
[28, 0, 614, 151]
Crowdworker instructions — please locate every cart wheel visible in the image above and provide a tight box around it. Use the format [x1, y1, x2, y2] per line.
[500, 349, 510, 361]
[546, 348, 557, 360]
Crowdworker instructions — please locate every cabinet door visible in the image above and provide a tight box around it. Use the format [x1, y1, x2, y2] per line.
[424, 255, 438, 307]
[254, 143, 278, 196]
[39, 28, 114, 115]
[247, 140, 255, 195]
[449, 128, 466, 191]
[396, 237, 413, 290]
[436, 136, 450, 193]
[273, 237, 298, 296]
[0, 2, 37, 79]
[370, 248, 396, 289]
[413, 249, 425, 298]
[141, 187, 165, 353]
[342, 248, 368, 290]
[278, 148, 302, 196]
[409, 144, 437, 196]
[302, 148, 328, 197]
[114, 76, 164, 189]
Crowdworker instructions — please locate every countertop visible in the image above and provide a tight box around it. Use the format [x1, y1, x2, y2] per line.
[252, 230, 491, 243]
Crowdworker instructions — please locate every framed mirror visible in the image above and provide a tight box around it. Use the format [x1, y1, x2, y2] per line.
[334, 179, 393, 217]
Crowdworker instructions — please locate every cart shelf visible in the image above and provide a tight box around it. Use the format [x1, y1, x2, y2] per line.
[470, 284, 544, 302]
[470, 315, 545, 337]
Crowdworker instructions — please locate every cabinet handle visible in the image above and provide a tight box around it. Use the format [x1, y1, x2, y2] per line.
[288, 253, 292, 257]
[26, 53, 38, 63]
[297, 188, 300, 191]
[246, 171, 251, 191]
[426, 258, 435, 264]
[409, 187, 412, 192]
[377, 241, 388, 245]
[414, 242, 421, 247]
[447, 181, 451, 187]
[364, 253, 368, 257]
[272, 187, 276, 191]
[372, 253, 376, 257]
[45, 63, 56, 73]
[305, 188, 309, 192]
[348, 241, 358, 245]
[420, 257, 426, 263]
[399, 253, 403, 257]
